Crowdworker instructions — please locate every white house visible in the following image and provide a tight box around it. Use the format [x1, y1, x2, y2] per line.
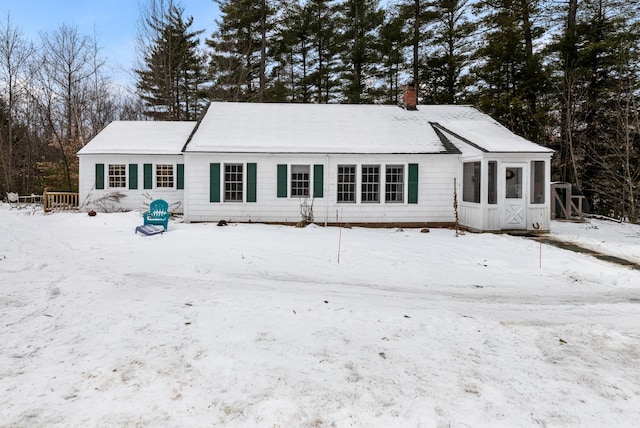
[78, 94, 553, 232]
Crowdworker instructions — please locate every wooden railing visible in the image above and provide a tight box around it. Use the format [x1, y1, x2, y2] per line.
[551, 182, 584, 220]
[43, 190, 79, 213]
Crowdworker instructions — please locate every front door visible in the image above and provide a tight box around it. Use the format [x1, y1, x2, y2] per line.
[502, 164, 526, 229]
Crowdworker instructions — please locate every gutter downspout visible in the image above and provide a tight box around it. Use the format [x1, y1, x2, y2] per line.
[325, 155, 329, 227]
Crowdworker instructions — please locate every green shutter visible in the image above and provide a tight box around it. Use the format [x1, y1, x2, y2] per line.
[128, 164, 138, 189]
[408, 163, 419, 204]
[313, 164, 324, 198]
[210, 163, 220, 203]
[95, 163, 104, 190]
[143, 164, 153, 189]
[247, 163, 257, 203]
[177, 164, 185, 190]
[277, 164, 287, 198]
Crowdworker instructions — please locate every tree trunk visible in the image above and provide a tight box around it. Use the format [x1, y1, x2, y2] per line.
[413, 0, 420, 98]
[560, 0, 578, 185]
[353, 0, 361, 103]
[520, 0, 537, 115]
[259, 0, 267, 103]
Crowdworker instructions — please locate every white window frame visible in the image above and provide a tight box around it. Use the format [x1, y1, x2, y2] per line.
[156, 164, 174, 188]
[361, 164, 380, 203]
[385, 165, 404, 203]
[108, 164, 126, 188]
[337, 164, 356, 203]
[224, 163, 244, 202]
[291, 165, 310, 197]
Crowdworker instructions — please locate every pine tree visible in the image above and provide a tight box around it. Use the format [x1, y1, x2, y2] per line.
[135, 4, 206, 120]
[565, 0, 640, 218]
[336, 0, 384, 103]
[422, 0, 476, 104]
[552, 0, 580, 185]
[469, 0, 549, 142]
[395, 0, 439, 101]
[264, 0, 342, 103]
[270, 0, 313, 102]
[207, 0, 275, 102]
[307, 0, 341, 103]
[378, 7, 406, 104]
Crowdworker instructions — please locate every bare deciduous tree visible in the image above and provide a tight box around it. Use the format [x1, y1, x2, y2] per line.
[587, 61, 640, 222]
[0, 13, 34, 194]
[28, 24, 109, 190]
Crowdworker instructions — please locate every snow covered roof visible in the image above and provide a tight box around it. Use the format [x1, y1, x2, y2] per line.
[77, 121, 197, 155]
[78, 104, 552, 156]
[435, 120, 553, 153]
[184, 102, 552, 154]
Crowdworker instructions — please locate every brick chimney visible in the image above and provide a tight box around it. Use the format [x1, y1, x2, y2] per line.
[402, 83, 417, 110]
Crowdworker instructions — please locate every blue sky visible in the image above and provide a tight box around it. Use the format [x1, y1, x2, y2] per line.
[2, 0, 220, 87]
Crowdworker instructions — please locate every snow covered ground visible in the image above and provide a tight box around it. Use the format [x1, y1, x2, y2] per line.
[550, 218, 640, 265]
[1, 204, 639, 427]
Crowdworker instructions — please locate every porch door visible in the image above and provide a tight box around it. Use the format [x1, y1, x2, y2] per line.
[502, 164, 526, 229]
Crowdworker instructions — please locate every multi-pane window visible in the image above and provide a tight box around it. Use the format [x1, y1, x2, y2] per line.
[385, 165, 404, 203]
[530, 161, 545, 204]
[156, 164, 174, 188]
[361, 165, 380, 203]
[225, 163, 243, 202]
[337, 165, 356, 203]
[108, 164, 126, 188]
[291, 165, 310, 197]
[463, 162, 481, 203]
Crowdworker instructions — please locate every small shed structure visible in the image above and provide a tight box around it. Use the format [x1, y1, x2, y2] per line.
[78, 98, 553, 232]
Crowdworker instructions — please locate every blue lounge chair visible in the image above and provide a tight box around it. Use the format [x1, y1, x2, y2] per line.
[143, 199, 170, 231]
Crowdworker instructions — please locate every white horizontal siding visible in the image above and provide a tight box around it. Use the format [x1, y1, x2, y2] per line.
[184, 153, 461, 224]
[78, 154, 185, 213]
[78, 151, 551, 230]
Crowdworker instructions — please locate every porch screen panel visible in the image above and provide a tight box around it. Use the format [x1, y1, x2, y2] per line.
[488, 161, 497, 204]
[128, 164, 138, 189]
[143, 164, 153, 189]
[95, 164, 105, 190]
[530, 161, 545, 204]
[247, 163, 257, 203]
[408, 163, 418, 204]
[177, 164, 185, 190]
[210, 163, 221, 203]
[277, 164, 287, 198]
[463, 162, 481, 203]
[313, 164, 324, 198]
